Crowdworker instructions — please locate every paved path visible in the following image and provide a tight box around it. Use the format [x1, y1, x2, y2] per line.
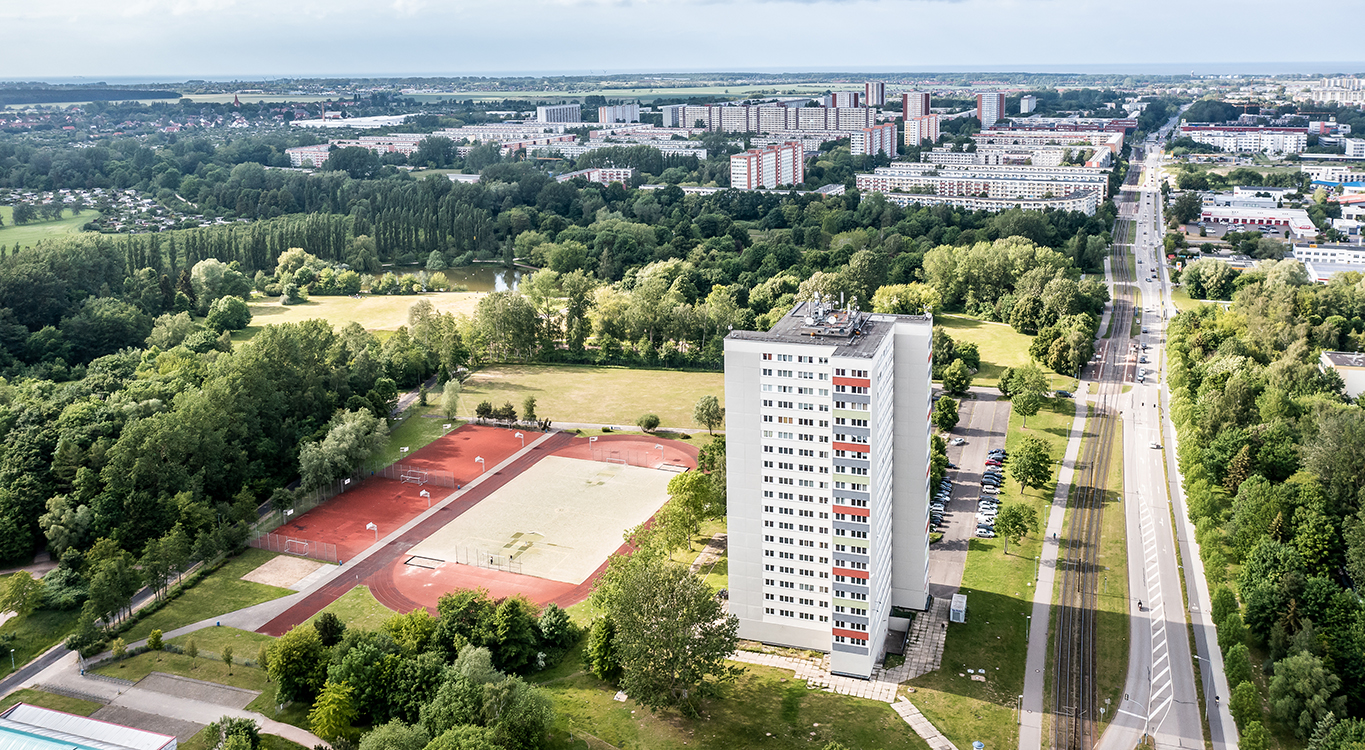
[893, 699, 959, 750]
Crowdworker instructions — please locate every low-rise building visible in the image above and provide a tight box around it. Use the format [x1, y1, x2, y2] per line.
[1346, 139, 1365, 158]
[555, 167, 637, 184]
[1319, 350, 1365, 399]
[0, 704, 177, 750]
[1200, 206, 1317, 237]
[1293, 242, 1365, 267]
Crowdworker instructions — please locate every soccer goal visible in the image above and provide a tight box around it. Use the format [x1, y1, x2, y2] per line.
[400, 469, 429, 485]
[606, 451, 628, 466]
[284, 538, 310, 556]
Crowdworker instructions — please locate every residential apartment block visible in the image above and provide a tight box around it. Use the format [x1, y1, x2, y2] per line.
[597, 103, 641, 124]
[536, 104, 582, 124]
[731, 142, 805, 190]
[902, 92, 931, 119]
[830, 92, 862, 108]
[903, 115, 940, 147]
[864, 82, 886, 107]
[555, 167, 637, 184]
[856, 161, 1110, 202]
[977, 92, 1006, 129]
[725, 298, 933, 679]
[1019, 95, 1037, 115]
[851, 123, 898, 157]
[1178, 125, 1308, 154]
[661, 104, 875, 133]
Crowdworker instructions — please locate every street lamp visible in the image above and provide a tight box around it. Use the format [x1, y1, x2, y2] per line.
[9, 648, 13, 670]
[514, 431, 524, 448]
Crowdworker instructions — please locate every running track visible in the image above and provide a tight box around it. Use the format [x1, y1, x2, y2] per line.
[256, 431, 577, 636]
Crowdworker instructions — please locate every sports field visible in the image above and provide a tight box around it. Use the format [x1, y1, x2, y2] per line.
[272, 424, 525, 559]
[240, 291, 481, 337]
[0, 207, 88, 249]
[406, 455, 674, 584]
[461, 364, 724, 429]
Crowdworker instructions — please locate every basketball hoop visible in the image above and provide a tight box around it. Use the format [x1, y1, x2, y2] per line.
[366, 521, 378, 541]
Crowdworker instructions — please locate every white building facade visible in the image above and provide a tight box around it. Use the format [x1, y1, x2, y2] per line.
[725, 301, 933, 679]
[864, 82, 887, 107]
[977, 92, 1006, 128]
[904, 115, 940, 147]
[903, 92, 931, 119]
[597, 103, 640, 123]
[851, 123, 897, 157]
[536, 104, 582, 124]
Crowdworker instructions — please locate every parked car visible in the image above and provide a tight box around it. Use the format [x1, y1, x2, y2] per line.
[947, 462, 958, 469]
[950, 438, 967, 446]
[988, 448, 1007, 456]
[1055, 390, 1072, 398]
[985, 459, 1003, 467]
[976, 529, 997, 538]
[982, 486, 1000, 495]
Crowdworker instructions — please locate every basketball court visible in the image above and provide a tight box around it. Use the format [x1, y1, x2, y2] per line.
[404, 455, 674, 584]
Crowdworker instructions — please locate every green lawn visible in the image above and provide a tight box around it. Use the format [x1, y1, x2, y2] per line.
[935, 315, 1074, 391]
[0, 688, 103, 716]
[532, 644, 927, 750]
[461, 364, 724, 430]
[1168, 286, 1205, 313]
[302, 585, 396, 633]
[123, 549, 295, 642]
[905, 397, 1075, 750]
[167, 626, 276, 664]
[0, 606, 81, 682]
[374, 404, 465, 467]
[0, 206, 89, 250]
[233, 292, 483, 341]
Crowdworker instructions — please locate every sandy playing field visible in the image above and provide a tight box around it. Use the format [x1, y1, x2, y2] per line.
[240, 555, 326, 588]
[405, 455, 674, 584]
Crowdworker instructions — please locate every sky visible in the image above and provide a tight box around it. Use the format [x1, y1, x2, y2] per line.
[4, 0, 1365, 81]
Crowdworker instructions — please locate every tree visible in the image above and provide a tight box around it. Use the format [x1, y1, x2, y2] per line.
[384, 609, 435, 655]
[315, 612, 346, 647]
[489, 595, 540, 673]
[442, 382, 461, 420]
[594, 553, 741, 715]
[1010, 436, 1053, 491]
[222, 645, 234, 667]
[268, 624, 329, 704]
[637, 413, 661, 432]
[1230, 680, 1260, 728]
[424, 726, 499, 750]
[537, 604, 574, 650]
[1013, 390, 1042, 429]
[309, 681, 359, 743]
[205, 296, 252, 333]
[358, 719, 429, 750]
[1269, 651, 1346, 739]
[586, 616, 621, 681]
[1240, 721, 1268, 750]
[0, 571, 44, 617]
[297, 410, 389, 491]
[521, 396, 537, 424]
[692, 395, 725, 435]
[993, 503, 1040, 554]
[186, 639, 199, 660]
[870, 283, 940, 314]
[942, 359, 972, 394]
[480, 677, 555, 750]
[931, 397, 959, 433]
[1225, 643, 1253, 687]
[148, 629, 163, 651]
[205, 716, 260, 750]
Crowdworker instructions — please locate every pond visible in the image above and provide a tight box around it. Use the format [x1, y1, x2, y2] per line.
[375, 264, 523, 292]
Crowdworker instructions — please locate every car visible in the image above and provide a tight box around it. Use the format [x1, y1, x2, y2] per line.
[1139, 356, 1148, 363]
[978, 506, 999, 514]
[982, 480, 1002, 489]
[988, 448, 1007, 455]
[976, 529, 996, 538]
[985, 459, 1003, 466]
[1142, 327, 1149, 334]
[1055, 390, 1073, 398]
[950, 438, 967, 446]
[982, 486, 1000, 495]
[1150, 441, 1161, 449]
[984, 469, 1004, 477]
[947, 462, 958, 469]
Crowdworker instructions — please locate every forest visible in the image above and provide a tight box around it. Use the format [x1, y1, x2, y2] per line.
[1167, 268, 1365, 742]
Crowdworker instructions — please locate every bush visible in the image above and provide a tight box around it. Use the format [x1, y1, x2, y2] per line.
[186, 639, 199, 659]
[637, 413, 661, 432]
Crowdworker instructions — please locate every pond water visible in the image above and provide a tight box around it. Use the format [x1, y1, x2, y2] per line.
[375, 264, 523, 292]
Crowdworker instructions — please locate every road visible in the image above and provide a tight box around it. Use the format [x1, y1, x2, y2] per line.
[1097, 119, 1236, 750]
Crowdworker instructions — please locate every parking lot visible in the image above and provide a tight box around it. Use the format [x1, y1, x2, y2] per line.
[928, 390, 1012, 600]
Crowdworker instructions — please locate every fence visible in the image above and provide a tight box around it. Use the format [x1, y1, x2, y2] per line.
[588, 447, 687, 471]
[249, 532, 339, 564]
[407, 547, 522, 575]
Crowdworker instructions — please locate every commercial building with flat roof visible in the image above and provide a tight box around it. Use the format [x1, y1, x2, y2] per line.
[725, 299, 933, 679]
[1320, 350, 1365, 399]
[1200, 205, 1316, 238]
[0, 704, 176, 750]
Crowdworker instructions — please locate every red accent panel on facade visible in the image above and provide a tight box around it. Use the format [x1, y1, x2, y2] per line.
[833, 567, 870, 579]
[833, 505, 870, 517]
[833, 441, 870, 453]
[833, 628, 868, 640]
[833, 377, 871, 388]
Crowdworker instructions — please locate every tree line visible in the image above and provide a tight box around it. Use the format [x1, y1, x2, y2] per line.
[1167, 268, 1365, 742]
